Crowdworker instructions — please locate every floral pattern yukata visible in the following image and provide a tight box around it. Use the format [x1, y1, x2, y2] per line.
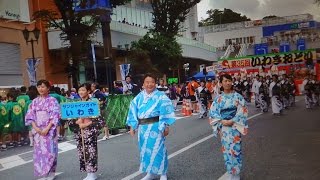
[25, 96, 60, 178]
[127, 89, 175, 175]
[68, 115, 105, 173]
[209, 92, 248, 176]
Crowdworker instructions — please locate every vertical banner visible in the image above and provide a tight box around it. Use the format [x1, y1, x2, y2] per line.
[26, 58, 40, 86]
[119, 64, 131, 80]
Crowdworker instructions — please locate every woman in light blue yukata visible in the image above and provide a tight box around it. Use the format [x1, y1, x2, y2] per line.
[209, 73, 249, 180]
[127, 73, 176, 180]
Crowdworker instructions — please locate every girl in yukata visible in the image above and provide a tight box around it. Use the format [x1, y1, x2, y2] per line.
[25, 80, 61, 180]
[209, 74, 249, 180]
[68, 83, 105, 180]
[127, 73, 176, 180]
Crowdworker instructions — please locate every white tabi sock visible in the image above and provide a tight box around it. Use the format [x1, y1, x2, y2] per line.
[87, 173, 97, 180]
[160, 174, 168, 180]
[231, 174, 240, 180]
[141, 173, 156, 180]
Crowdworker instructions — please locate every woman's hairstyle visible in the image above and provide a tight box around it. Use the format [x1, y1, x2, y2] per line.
[79, 83, 91, 91]
[37, 79, 51, 88]
[219, 73, 233, 83]
[143, 73, 157, 82]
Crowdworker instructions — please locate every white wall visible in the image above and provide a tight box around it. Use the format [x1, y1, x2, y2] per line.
[204, 26, 263, 47]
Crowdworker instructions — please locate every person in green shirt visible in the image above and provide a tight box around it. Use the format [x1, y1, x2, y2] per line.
[0, 102, 10, 150]
[16, 86, 30, 145]
[50, 86, 67, 141]
[6, 91, 24, 147]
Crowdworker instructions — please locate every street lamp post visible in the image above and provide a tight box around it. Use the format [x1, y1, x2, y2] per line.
[22, 27, 40, 83]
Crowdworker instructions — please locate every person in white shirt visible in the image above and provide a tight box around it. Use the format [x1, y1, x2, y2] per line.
[157, 79, 170, 96]
[269, 75, 283, 115]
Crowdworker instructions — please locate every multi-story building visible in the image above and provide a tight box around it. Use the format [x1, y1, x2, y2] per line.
[0, 0, 217, 95]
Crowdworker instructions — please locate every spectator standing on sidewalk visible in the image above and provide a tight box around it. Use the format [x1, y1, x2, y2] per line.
[209, 74, 248, 180]
[25, 79, 60, 180]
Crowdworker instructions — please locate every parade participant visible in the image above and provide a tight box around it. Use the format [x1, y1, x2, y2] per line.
[169, 83, 178, 111]
[127, 73, 176, 180]
[25, 80, 60, 180]
[157, 79, 170, 97]
[234, 76, 243, 95]
[26, 86, 39, 147]
[251, 75, 260, 108]
[242, 77, 251, 103]
[123, 75, 138, 95]
[269, 75, 283, 115]
[70, 88, 80, 99]
[311, 75, 319, 106]
[188, 77, 200, 113]
[206, 78, 215, 99]
[209, 73, 248, 180]
[288, 77, 296, 107]
[6, 91, 24, 147]
[302, 75, 314, 109]
[68, 83, 105, 180]
[197, 80, 210, 118]
[258, 77, 269, 112]
[0, 98, 9, 150]
[16, 86, 30, 145]
[280, 74, 290, 109]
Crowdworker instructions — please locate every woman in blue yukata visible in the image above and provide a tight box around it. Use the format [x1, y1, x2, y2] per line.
[127, 73, 176, 180]
[209, 74, 249, 180]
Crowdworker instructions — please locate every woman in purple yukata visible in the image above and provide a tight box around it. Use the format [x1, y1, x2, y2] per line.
[209, 74, 249, 180]
[68, 83, 105, 180]
[25, 80, 61, 180]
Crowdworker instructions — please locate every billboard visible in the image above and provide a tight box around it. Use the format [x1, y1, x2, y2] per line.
[263, 21, 316, 37]
[219, 50, 316, 70]
[74, 0, 111, 11]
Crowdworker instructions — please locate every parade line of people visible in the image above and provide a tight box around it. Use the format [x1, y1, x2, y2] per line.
[0, 72, 319, 180]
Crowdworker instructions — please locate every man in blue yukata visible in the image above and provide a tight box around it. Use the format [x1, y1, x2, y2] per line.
[127, 73, 176, 180]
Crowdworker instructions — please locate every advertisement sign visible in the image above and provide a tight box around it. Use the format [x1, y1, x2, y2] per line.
[219, 50, 316, 69]
[263, 21, 316, 37]
[61, 101, 100, 120]
[0, 0, 30, 22]
[74, 0, 111, 11]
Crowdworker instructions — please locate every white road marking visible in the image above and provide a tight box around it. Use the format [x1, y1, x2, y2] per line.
[121, 113, 263, 180]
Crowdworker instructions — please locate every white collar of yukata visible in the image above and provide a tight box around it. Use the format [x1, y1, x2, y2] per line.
[143, 89, 158, 98]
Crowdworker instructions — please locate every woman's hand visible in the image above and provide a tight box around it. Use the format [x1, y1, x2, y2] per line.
[76, 118, 83, 125]
[221, 120, 234, 127]
[163, 127, 169, 137]
[208, 118, 213, 125]
[40, 127, 50, 136]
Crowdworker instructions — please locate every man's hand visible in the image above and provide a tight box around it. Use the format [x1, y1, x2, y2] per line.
[163, 127, 169, 137]
[130, 128, 135, 137]
[221, 120, 234, 127]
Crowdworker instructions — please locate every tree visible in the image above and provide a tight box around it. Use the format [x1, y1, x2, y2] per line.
[33, 0, 131, 87]
[263, 15, 278, 19]
[199, 8, 251, 27]
[151, 0, 200, 38]
[131, 0, 199, 75]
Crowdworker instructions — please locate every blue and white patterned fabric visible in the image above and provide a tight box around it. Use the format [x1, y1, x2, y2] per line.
[209, 92, 248, 175]
[127, 89, 175, 175]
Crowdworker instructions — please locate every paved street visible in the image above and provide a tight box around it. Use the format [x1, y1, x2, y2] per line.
[0, 97, 320, 180]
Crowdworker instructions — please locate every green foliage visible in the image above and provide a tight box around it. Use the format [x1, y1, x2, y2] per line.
[262, 15, 278, 19]
[131, 32, 182, 74]
[199, 8, 251, 27]
[151, 0, 200, 38]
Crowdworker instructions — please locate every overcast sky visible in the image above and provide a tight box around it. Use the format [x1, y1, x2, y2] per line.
[197, 0, 320, 21]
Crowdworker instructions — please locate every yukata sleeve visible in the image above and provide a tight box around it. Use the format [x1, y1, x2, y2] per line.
[158, 94, 175, 133]
[48, 98, 61, 129]
[231, 94, 249, 135]
[209, 96, 223, 136]
[25, 100, 36, 126]
[126, 97, 139, 130]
